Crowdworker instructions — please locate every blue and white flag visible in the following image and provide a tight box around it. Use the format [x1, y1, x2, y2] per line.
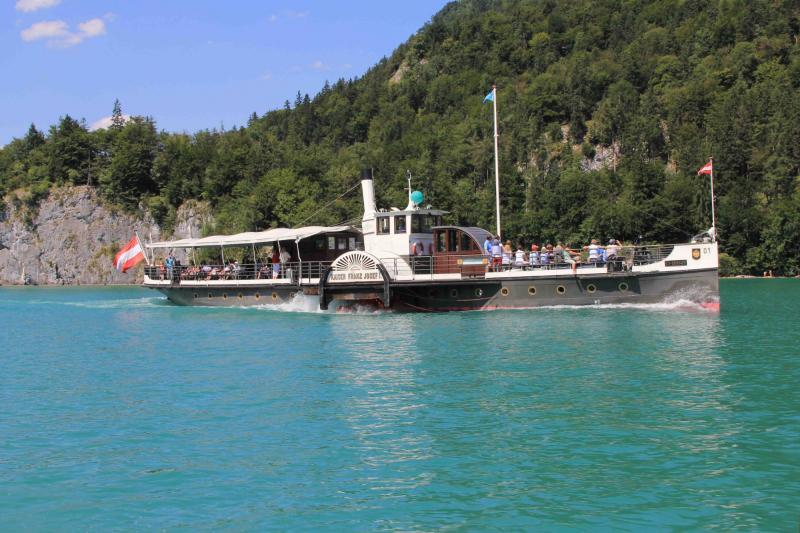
[483, 90, 494, 103]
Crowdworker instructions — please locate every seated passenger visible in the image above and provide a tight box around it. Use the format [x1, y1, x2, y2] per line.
[539, 245, 551, 267]
[529, 244, 540, 267]
[586, 239, 603, 264]
[606, 238, 620, 259]
[513, 244, 527, 269]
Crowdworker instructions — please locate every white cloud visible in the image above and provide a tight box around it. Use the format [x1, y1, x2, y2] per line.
[78, 18, 106, 38]
[311, 60, 328, 71]
[89, 114, 131, 131]
[269, 10, 309, 23]
[20, 17, 107, 47]
[20, 20, 68, 41]
[15, 0, 61, 13]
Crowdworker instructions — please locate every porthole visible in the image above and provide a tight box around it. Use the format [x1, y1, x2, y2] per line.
[556, 285, 566, 295]
[618, 282, 629, 292]
[449, 288, 459, 298]
[207, 293, 213, 299]
[222, 293, 228, 300]
[271, 292, 278, 301]
[254, 293, 261, 300]
[475, 288, 484, 297]
[528, 286, 537, 296]
[500, 287, 510, 297]
[237, 293, 243, 300]
[193, 293, 198, 299]
[586, 284, 596, 294]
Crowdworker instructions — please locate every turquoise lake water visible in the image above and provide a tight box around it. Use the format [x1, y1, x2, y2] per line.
[1, 280, 798, 530]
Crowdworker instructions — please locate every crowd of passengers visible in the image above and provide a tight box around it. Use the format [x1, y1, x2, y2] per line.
[154, 246, 295, 281]
[481, 236, 624, 272]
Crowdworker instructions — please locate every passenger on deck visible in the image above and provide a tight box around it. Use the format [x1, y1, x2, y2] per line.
[502, 240, 513, 270]
[555, 242, 578, 272]
[165, 253, 175, 280]
[529, 244, 540, 267]
[586, 239, 604, 264]
[271, 248, 281, 279]
[539, 244, 551, 267]
[483, 235, 492, 256]
[606, 239, 620, 259]
[513, 244, 527, 269]
[490, 238, 502, 271]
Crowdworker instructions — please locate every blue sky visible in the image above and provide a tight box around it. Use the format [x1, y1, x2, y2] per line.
[2, 0, 451, 144]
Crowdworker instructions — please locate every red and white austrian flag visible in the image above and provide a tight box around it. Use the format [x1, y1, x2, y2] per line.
[697, 160, 713, 175]
[114, 236, 145, 273]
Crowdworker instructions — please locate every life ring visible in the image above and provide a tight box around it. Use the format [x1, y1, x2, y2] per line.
[411, 241, 425, 256]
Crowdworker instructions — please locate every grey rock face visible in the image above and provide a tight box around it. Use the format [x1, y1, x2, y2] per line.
[0, 187, 210, 285]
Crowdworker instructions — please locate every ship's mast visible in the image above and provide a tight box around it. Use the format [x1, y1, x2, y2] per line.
[491, 84, 501, 238]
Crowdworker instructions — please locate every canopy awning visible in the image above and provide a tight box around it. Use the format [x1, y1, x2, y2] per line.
[146, 225, 359, 249]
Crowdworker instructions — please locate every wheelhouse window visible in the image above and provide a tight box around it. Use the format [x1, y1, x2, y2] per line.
[328, 236, 336, 250]
[411, 214, 440, 234]
[377, 216, 390, 235]
[348, 237, 356, 250]
[394, 215, 407, 234]
[337, 237, 347, 250]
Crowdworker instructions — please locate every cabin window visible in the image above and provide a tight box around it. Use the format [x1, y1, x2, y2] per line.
[315, 238, 325, 250]
[348, 237, 356, 250]
[328, 236, 336, 250]
[436, 231, 447, 253]
[461, 233, 474, 252]
[395, 215, 407, 233]
[337, 237, 347, 250]
[377, 217, 390, 235]
[448, 229, 458, 252]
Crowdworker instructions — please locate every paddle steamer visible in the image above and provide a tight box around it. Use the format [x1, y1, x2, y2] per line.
[143, 170, 719, 311]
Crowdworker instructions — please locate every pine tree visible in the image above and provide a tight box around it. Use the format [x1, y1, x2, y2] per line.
[111, 99, 125, 130]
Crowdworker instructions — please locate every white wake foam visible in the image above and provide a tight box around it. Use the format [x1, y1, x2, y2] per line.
[252, 293, 388, 315]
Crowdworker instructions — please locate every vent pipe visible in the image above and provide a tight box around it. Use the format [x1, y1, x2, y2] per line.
[361, 168, 376, 220]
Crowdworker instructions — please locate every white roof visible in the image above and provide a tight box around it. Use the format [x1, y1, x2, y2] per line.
[146, 225, 359, 249]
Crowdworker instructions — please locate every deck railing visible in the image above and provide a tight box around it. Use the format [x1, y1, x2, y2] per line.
[143, 245, 678, 285]
[144, 261, 332, 284]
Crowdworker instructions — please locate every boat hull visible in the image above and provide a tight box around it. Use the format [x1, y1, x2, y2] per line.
[148, 268, 718, 311]
[391, 268, 718, 311]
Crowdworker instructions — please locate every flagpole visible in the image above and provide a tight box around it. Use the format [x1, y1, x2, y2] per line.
[709, 157, 717, 241]
[134, 231, 150, 266]
[492, 84, 501, 238]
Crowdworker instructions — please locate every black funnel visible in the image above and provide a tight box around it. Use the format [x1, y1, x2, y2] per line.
[360, 168, 373, 181]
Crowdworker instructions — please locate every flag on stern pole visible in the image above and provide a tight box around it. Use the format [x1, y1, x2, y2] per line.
[483, 89, 494, 103]
[697, 160, 713, 175]
[114, 236, 145, 273]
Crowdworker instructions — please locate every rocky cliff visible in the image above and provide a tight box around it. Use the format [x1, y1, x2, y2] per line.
[0, 187, 210, 285]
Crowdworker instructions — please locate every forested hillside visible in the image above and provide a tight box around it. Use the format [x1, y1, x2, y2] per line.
[2, 0, 799, 274]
